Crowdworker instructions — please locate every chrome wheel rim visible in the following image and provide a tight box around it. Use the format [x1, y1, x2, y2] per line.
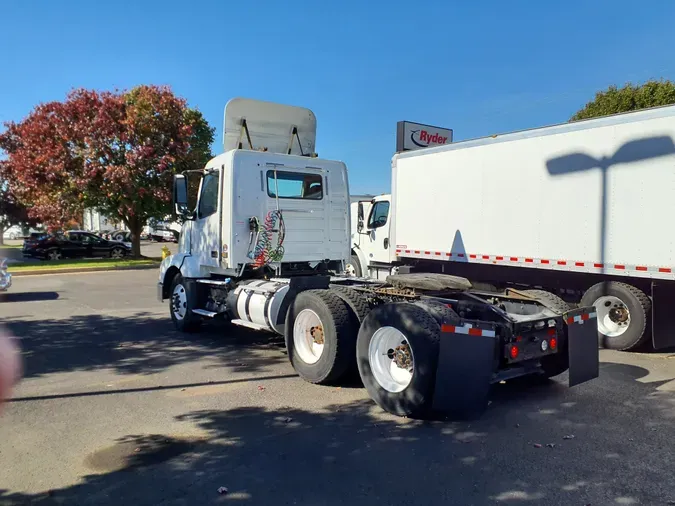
[171, 283, 187, 320]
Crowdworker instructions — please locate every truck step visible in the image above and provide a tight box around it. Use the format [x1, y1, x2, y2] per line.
[230, 319, 270, 331]
[196, 279, 231, 287]
[193, 309, 218, 318]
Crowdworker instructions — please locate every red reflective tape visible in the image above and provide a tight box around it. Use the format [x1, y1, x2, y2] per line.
[614, 264, 625, 270]
[636, 266, 648, 271]
[581, 313, 590, 321]
[567, 316, 575, 324]
[441, 324, 455, 333]
[496, 256, 504, 260]
[446, 252, 452, 257]
[482, 255, 490, 260]
[434, 251, 441, 256]
[510, 257, 518, 262]
[396, 249, 402, 253]
[404, 250, 411, 253]
[557, 260, 567, 265]
[414, 250, 420, 254]
[540, 259, 550, 264]
[594, 263, 603, 268]
[470, 254, 477, 259]
[575, 262, 584, 267]
[468, 327, 483, 336]
[659, 267, 672, 273]
[525, 258, 534, 263]
[424, 251, 431, 255]
[458, 253, 465, 258]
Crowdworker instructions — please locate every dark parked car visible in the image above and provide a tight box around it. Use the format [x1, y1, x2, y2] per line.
[23, 230, 132, 261]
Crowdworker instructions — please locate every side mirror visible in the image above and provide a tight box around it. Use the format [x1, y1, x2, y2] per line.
[357, 202, 366, 233]
[173, 174, 190, 218]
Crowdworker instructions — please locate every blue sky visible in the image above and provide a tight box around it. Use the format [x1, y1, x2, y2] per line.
[2, 0, 674, 194]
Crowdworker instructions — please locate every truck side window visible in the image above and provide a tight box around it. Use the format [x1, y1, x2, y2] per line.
[368, 201, 390, 229]
[267, 170, 323, 200]
[198, 172, 219, 218]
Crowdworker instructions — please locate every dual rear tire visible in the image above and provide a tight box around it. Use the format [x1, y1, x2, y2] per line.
[285, 291, 440, 417]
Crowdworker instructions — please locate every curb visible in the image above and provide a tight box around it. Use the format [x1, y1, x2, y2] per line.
[9, 263, 161, 277]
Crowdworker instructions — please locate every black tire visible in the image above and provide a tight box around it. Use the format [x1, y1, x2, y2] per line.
[521, 289, 570, 314]
[110, 247, 126, 259]
[329, 285, 372, 323]
[169, 273, 202, 333]
[580, 281, 651, 351]
[347, 254, 363, 277]
[285, 289, 355, 385]
[357, 303, 440, 418]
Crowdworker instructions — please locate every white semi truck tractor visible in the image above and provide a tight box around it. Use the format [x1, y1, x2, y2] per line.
[348, 105, 675, 353]
[158, 98, 599, 419]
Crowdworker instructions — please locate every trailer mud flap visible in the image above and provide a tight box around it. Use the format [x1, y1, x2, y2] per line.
[564, 306, 599, 387]
[432, 326, 496, 417]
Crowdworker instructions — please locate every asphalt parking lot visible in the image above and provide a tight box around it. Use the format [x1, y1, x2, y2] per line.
[1, 270, 675, 505]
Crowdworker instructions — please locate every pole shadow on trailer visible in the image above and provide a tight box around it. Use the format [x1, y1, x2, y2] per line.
[545, 135, 675, 350]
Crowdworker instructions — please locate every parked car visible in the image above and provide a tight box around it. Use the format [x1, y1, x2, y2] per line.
[2, 226, 22, 241]
[22, 230, 132, 261]
[0, 258, 11, 291]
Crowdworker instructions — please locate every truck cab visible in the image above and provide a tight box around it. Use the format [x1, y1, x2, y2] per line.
[348, 193, 392, 279]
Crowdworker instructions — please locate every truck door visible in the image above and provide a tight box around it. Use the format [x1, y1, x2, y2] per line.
[191, 169, 222, 271]
[362, 198, 391, 265]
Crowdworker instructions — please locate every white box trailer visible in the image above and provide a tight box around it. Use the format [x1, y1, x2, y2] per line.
[158, 98, 599, 419]
[349, 105, 675, 352]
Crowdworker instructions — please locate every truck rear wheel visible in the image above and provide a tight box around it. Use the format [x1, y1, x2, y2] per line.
[329, 285, 372, 324]
[170, 273, 202, 333]
[580, 282, 651, 351]
[357, 303, 440, 418]
[521, 289, 570, 313]
[285, 290, 355, 385]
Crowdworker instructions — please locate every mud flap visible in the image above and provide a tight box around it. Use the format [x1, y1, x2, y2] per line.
[564, 306, 599, 387]
[651, 281, 675, 350]
[432, 323, 497, 417]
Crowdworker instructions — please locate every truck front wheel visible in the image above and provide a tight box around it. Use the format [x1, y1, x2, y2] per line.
[580, 281, 651, 351]
[357, 303, 440, 418]
[170, 273, 202, 333]
[285, 290, 355, 385]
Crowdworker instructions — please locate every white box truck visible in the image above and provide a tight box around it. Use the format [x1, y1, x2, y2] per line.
[348, 105, 675, 353]
[157, 98, 599, 419]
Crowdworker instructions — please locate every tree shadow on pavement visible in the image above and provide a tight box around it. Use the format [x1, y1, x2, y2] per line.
[1, 362, 675, 506]
[4, 314, 287, 379]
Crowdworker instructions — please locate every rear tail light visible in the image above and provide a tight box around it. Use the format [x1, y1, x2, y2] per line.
[510, 345, 519, 359]
[550, 337, 557, 350]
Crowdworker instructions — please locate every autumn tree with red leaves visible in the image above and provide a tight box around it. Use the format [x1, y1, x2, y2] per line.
[0, 85, 214, 256]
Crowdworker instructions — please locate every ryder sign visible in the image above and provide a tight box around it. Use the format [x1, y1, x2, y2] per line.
[396, 121, 453, 152]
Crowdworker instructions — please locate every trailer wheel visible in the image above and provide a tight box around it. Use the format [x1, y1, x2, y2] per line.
[285, 290, 355, 385]
[580, 282, 651, 351]
[357, 303, 440, 418]
[521, 289, 570, 313]
[169, 273, 202, 333]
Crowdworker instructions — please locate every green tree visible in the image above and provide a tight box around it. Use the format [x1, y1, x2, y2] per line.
[571, 79, 675, 121]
